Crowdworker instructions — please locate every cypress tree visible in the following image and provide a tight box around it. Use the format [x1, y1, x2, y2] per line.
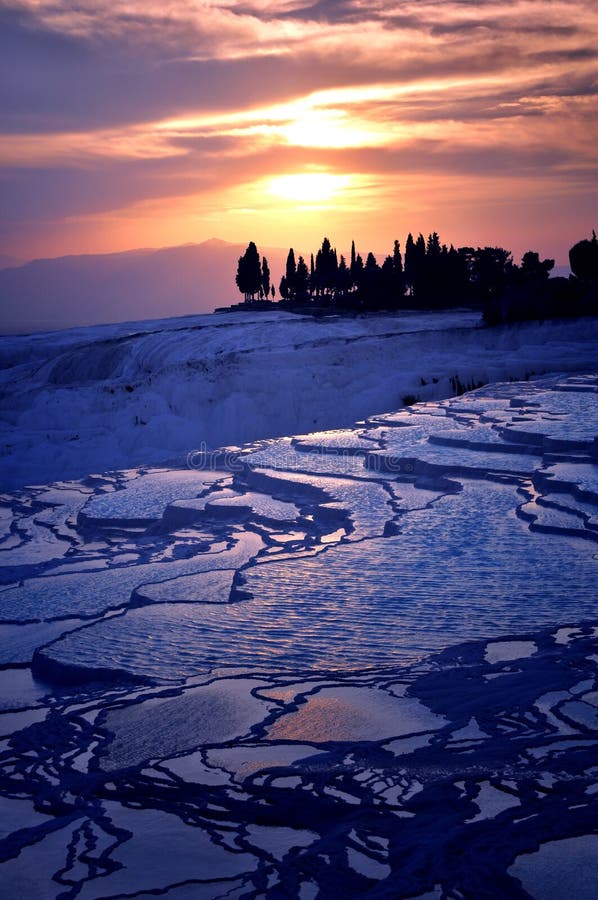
[393, 239, 403, 277]
[235, 241, 262, 302]
[295, 255, 309, 298]
[404, 233, 415, 295]
[315, 237, 338, 298]
[286, 248, 297, 299]
[349, 240, 359, 292]
[261, 257, 271, 298]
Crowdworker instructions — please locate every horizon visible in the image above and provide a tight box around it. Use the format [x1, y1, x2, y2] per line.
[1, 1, 597, 277]
[0, 233, 581, 273]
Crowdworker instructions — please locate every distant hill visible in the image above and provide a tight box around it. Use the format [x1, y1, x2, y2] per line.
[552, 264, 572, 279]
[0, 239, 286, 334]
[0, 254, 25, 270]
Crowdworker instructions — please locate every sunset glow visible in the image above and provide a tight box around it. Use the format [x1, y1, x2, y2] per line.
[267, 173, 352, 204]
[1, 1, 597, 264]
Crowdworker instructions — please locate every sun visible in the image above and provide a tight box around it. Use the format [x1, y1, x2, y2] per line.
[267, 172, 351, 204]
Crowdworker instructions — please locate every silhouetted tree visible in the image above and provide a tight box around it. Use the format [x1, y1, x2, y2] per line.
[482, 248, 548, 325]
[404, 232, 426, 299]
[444, 245, 470, 303]
[336, 254, 352, 298]
[426, 232, 441, 257]
[350, 240, 361, 289]
[285, 248, 297, 299]
[457, 247, 476, 293]
[295, 255, 310, 299]
[519, 251, 554, 283]
[393, 240, 403, 279]
[261, 257, 271, 299]
[404, 233, 415, 289]
[378, 239, 404, 307]
[417, 232, 443, 303]
[381, 256, 396, 306]
[315, 237, 338, 299]
[352, 251, 364, 293]
[235, 241, 262, 302]
[471, 247, 513, 300]
[236, 229, 594, 323]
[360, 252, 382, 309]
[569, 231, 598, 281]
[415, 234, 426, 296]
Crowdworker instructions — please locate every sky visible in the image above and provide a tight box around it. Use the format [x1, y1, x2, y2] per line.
[1, 0, 597, 265]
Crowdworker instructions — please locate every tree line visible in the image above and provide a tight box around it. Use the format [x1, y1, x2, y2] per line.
[235, 231, 598, 324]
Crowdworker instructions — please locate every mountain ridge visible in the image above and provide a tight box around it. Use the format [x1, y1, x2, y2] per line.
[0, 239, 288, 334]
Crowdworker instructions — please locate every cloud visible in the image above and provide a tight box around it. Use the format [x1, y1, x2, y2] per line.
[2, 3, 596, 135]
[1, 0, 597, 259]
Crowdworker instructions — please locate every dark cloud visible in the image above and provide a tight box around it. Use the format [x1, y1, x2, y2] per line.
[275, 0, 367, 24]
[527, 46, 598, 64]
[0, 4, 89, 57]
[0, 4, 564, 128]
[429, 19, 581, 37]
[360, 70, 598, 126]
[0, 19, 401, 134]
[0, 163, 188, 222]
[1, 0, 594, 136]
[322, 141, 578, 177]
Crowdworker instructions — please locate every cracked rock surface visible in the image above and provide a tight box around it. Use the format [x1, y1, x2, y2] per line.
[0, 372, 597, 898]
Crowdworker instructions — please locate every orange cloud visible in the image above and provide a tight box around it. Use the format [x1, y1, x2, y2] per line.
[1, 1, 597, 263]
